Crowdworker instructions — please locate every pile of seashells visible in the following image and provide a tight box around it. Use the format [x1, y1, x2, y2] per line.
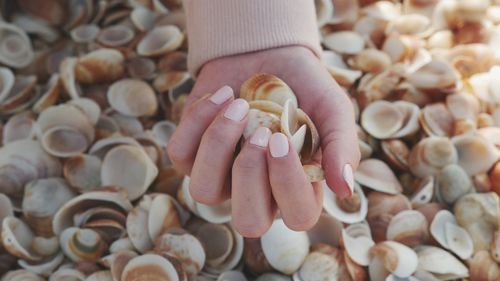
[1, 0, 500, 280]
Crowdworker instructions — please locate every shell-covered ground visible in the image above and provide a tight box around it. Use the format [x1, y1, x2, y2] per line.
[1, 0, 500, 280]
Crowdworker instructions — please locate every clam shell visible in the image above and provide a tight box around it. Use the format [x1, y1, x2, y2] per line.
[131, 7, 157, 31]
[452, 134, 499, 175]
[75, 49, 125, 84]
[0, 67, 15, 103]
[240, 73, 298, 108]
[2, 111, 36, 144]
[420, 103, 454, 137]
[367, 192, 411, 243]
[0, 193, 13, 223]
[97, 25, 135, 47]
[436, 164, 472, 204]
[361, 101, 404, 139]
[323, 31, 365, 55]
[155, 231, 206, 279]
[323, 181, 368, 224]
[0, 269, 44, 281]
[342, 223, 375, 266]
[369, 241, 418, 278]
[355, 159, 402, 194]
[121, 254, 179, 281]
[126, 57, 157, 80]
[296, 251, 339, 281]
[108, 112, 145, 136]
[105, 250, 137, 281]
[126, 201, 153, 253]
[148, 194, 181, 241]
[64, 154, 102, 193]
[415, 246, 469, 280]
[386, 210, 428, 248]
[70, 24, 100, 43]
[137, 25, 184, 57]
[18, 252, 64, 277]
[0, 22, 34, 68]
[101, 145, 158, 201]
[32, 74, 62, 114]
[261, 219, 309, 275]
[1, 216, 40, 261]
[89, 136, 141, 159]
[408, 137, 458, 177]
[49, 268, 86, 281]
[60, 227, 107, 262]
[349, 49, 392, 74]
[107, 79, 158, 117]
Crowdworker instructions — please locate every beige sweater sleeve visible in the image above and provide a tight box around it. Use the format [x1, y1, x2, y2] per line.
[184, 0, 322, 75]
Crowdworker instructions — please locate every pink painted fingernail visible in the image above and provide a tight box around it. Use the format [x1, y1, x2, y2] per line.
[209, 85, 233, 105]
[269, 133, 289, 158]
[342, 163, 355, 197]
[250, 127, 272, 147]
[224, 99, 249, 121]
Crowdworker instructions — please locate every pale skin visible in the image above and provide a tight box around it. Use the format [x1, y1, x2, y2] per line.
[167, 46, 360, 237]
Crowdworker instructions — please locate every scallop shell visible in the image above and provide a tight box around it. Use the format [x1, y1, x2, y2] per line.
[0, 22, 34, 68]
[260, 219, 309, 275]
[137, 25, 184, 57]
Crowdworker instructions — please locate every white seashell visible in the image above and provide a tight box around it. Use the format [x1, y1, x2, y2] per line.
[322, 181, 368, 224]
[97, 25, 135, 47]
[147, 194, 181, 241]
[70, 24, 100, 43]
[355, 159, 403, 194]
[60, 227, 107, 262]
[323, 31, 365, 55]
[101, 145, 158, 201]
[436, 164, 472, 204]
[386, 210, 428, 247]
[131, 7, 157, 31]
[109, 238, 135, 254]
[60, 57, 81, 99]
[126, 202, 153, 254]
[452, 134, 499, 175]
[0, 67, 15, 103]
[68, 98, 101, 125]
[444, 222, 473, 260]
[296, 252, 339, 281]
[18, 252, 64, 277]
[370, 241, 418, 278]
[415, 246, 469, 280]
[1, 216, 40, 261]
[12, 14, 59, 42]
[2, 111, 36, 144]
[137, 25, 184, 57]
[49, 268, 86, 281]
[32, 74, 62, 114]
[409, 176, 434, 207]
[31, 236, 59, 257]
[261, 219, 309, 275]
[217, 271, 247, 281]
[152, 120, 176, 147]
[0, 269, 44, 281]
[430, 210, 456, 249]
[0, 22, 34, 68]
[342, 222, 375, 266]
[107, 79, 158, 117]
[89, 135, 141, 159]
[121, 254, 180, 281]
[0, 193, 13, 223]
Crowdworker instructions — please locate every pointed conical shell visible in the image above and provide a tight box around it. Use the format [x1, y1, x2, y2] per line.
[261, 219, 309, 275]
[415, 246, 469, 280]
[0, 22, 34, 68]
[101, 145, 158, 201]
[355, 159, 402, 194]
[240, 73, 298, 108]
[323, 181, 368, 224]
[107, 79, 158, 117]
[75, 49, 125, 84]
[137, 25, 184, 57]
[369, 241, 418, 278]
[155, 231, 206, 278]
[121, 254, 179, 281]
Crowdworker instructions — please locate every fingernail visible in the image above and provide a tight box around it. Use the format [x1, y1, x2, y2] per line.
[342, 163, 355, 197]
[250, 127, 272, 147]
[209, 85, 233, 105]
[224, 99, 249, 121]
[269, 133, 289, 158]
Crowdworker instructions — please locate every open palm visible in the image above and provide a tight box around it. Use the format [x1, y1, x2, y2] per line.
[168, 46, 360, 236]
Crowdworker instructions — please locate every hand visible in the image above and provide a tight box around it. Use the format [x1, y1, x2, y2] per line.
[167, 46, 360, 236]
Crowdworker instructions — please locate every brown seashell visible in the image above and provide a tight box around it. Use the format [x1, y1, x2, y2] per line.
[74, 49, 125, 84]
[157, 51, 188, 72]
[121, 253, 179, 281]
[127, 57, 157, 80]
[369, 241, 418, 279]
[137, 25, 184, 57]
[367, 192, 411, 243]
[240, 73, 297, 108]
[32, 74, 62, 114]
[349, 49, 392, 74]
[469, 250, 500, 281]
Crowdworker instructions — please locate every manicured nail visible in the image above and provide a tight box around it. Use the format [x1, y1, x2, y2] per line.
[269, 133, 289, 158]
[250, 127, 272, 147]
[209, 85, 233, 105]
[224, 99, 249, 121]
[342, 163, 355, 197]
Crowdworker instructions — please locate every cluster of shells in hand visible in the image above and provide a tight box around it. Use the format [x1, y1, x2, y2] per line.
[1, 0, 500, 281]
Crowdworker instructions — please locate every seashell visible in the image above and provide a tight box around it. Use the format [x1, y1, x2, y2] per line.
[31, 236, 59, 257]
[410, 176, 434, 208]
[95, 115, 120, 140]
[97, 25, 135, 48]
[102, 250, 137, 280]
[137, 25, 184, 57]
[0, 193, 13, 223]
[408, 137, 458, 177]
[109, 238, 135, 254]
[40, 126, 92, 158]
[32, 74, 62, 114]
[0, 67, 15, 103]
[329, 0, 359, 24]
[452, 134, 499, 175]
[86, 270, 113, 281]
[75, 49, 125, 84]
[369, 241, 418, 278]
[342, 222, 375, 266]
[18, 252, 64, 277]
[0, 139, 62, 198]
[70, 24, 100, 43]
[469, 250, 500, 281]
[415, 246, 469, 280]
[64, 154, 102, 193]
[381, 140, 410, 171]
[155, 230, 206, 279]
[240, 73, 298, 108]
[89, 135, 142, 159]
[295, 251, 339, 281]
[152, 120, 176, 148]
[0, 75, 38, 115]
[307, 213, 343, 247]
[386, 210, 429, 248]
[2, 216, 41, 261]
[323, 31, 365, 55]
[158, 51, 188, 72]
[0, 269, 44, 281]
[23, 178, 76, 237]
[60, 227, 107, 262]
[420, 103, 454, 137]
[49, 267, 86, 281]
[322, 51, 363, 87]
[107, 112, 144, 136]
[243, 238, 274, 275]
[52, 191, 132, 236]
[355, 159, 403, 194]
[322, 181, 368, 224]
[357, 64, 405, 107]
[315, 0, 333, 27]
[349, 49, 392, 74]
[435, 164, 472, 204]
[127, 57, 157, 80]
[126, 199, 153, 254]
[445, 92, 480, 122]
[101, 145, 158, 200]
[17, 0, 64, 25]
[407, 60, 459, 94]
[12, 14, 59, 43]
[121, 254, 179, 281]
[2, 111, 36, 144]
[148, 194, 181, 241]
[361, 100, 420, 139]
[131, 7, 157, 31]
[454, 192, 500, 252]
[0, 22, 34, 68]
[154, 71, 190, 94]
[107, 79, 158, 117]
[260, 219, 309, 275]
[367, 192, 411, 243]
[60, 57, 82, 99]
[385, 14, 432, 37]
[381, 34, 422, 63]
[217, 271, 247, 281]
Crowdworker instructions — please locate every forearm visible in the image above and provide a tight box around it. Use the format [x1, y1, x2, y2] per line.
[183, 0, 322, 76]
